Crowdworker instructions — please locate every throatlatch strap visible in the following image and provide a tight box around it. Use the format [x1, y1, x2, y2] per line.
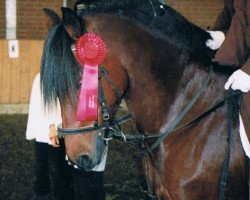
[98, 73, 110, 126]
[100, 67, 122, 104]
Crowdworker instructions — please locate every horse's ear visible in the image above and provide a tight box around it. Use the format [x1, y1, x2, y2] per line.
[61, 7, 85, 40]
[43, 8, 61, 31]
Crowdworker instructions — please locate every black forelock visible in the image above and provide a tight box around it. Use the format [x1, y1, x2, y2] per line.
[40, 22, 81, 107]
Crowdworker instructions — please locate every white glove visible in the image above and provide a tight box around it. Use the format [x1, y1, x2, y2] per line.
[206, 31, 225, 50]
[224, 69, 250, 92]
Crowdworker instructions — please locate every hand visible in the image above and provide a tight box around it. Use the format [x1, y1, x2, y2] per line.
[224, 69, 250, 92]
[206, 31, 225, 50]
[49, 124, 60, 147]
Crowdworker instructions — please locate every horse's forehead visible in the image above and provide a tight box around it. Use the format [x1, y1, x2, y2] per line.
[84, 16, 107, 33]
[84, 15, 128, 34]
[83, 17, 93, 31]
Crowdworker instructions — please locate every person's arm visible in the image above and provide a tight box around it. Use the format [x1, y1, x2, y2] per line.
[46, 99, 62, 147]
[221, 1, 250, 92]
[26, 73, 42, 140]
[241, 57, 250, 76]
[212, 0, 234, 32]
[206, 0, 234, 50]
[49, 123, 60, 147]
[207, 0, 250, 92]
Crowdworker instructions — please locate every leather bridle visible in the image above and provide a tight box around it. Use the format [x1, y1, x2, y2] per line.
[57, 65, 131, 140]
[57, 63, 243, 200]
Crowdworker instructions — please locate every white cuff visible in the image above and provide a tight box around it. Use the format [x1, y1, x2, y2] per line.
[224, 70, 250, 92]
[206, 31, 225, 50]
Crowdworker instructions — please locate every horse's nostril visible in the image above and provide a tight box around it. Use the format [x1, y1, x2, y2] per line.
[78, 155, 91, 167]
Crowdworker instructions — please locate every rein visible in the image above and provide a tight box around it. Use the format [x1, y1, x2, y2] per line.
[218, 88, 234, 200]
[142, 89, 242, 154]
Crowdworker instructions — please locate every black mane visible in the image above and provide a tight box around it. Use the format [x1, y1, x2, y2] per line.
[41, 22, 81, 106]
[75, 0, 213, 59]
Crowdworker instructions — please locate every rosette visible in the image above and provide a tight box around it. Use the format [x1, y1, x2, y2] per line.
[75, 33, 107, 121]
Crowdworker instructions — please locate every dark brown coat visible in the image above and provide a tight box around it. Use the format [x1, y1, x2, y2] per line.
[212, 0, 250, 138]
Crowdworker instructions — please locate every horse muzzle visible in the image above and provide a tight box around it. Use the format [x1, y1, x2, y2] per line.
[76, 136, 107, 171]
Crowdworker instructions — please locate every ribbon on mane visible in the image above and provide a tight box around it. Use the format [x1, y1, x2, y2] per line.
[75, 33, 107, 121]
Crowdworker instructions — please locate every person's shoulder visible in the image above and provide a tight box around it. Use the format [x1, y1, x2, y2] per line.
[34, 73, 40, 80]
[33, 73, 40, 84]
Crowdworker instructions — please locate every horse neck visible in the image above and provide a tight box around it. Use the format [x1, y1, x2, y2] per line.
[127, 60, 226, 135]
[139, 64, 228, 189]
[124, 51, 186, 134]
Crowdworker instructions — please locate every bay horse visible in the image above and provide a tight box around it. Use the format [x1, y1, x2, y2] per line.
[41, 7, 248, 200]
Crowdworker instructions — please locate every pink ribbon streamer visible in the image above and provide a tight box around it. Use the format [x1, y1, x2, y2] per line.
[76, 64, 98, 121]
[75, 33, 107, 122]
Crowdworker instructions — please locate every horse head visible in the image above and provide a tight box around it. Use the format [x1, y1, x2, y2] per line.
[41, 6, 201, 173]
[41, 8, 129, 170]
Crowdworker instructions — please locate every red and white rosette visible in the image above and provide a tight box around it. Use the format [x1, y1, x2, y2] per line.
[75, 33, 107, 121]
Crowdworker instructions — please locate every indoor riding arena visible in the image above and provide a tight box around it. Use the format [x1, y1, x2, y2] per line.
[0, 1, 226, 200]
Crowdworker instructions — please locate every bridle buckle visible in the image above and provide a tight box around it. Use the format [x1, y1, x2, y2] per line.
[100, 126, 115, 141]
[103, 112, 110, 121]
